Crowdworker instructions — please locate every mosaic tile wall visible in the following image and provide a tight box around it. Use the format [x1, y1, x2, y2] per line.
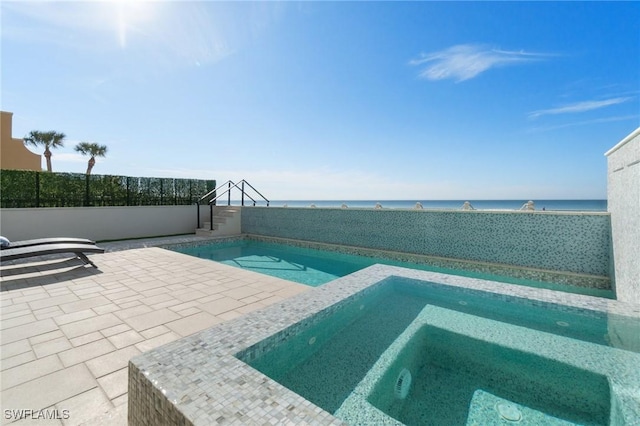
[241, 208, 611, 277]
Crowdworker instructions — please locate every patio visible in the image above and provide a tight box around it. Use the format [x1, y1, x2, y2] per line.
[0, 236, 310, 425]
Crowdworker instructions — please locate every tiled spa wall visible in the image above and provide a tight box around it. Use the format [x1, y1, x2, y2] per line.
[241, 208, 611, 277]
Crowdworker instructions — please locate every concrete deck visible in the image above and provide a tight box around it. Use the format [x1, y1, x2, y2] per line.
[0, 236, 310, 425]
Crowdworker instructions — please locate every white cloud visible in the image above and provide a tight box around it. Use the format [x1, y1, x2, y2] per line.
[1, 2, 233, 67]
[410, 44, 546, 82]
[2, 2, 129, 50]
[2, 2, 289, 70]
[526, 114, 639, 132]
[528, 97, 633, 119]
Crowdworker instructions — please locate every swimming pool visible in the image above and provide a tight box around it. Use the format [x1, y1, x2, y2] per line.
[171, 237, 612, 297]
[238, 276, 640, 425]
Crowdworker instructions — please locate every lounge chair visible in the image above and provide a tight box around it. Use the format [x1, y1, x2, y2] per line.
[0, 243, 105, 268]
[0, 237, 96, 250]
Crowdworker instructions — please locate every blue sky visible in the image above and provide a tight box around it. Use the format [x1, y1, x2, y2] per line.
[2, 1, 638, 200]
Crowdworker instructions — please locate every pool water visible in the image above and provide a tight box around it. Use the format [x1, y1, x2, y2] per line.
[175, 239, 367, 286]
[173, 239, 612, 297]
[237, 277, 640, 425]
[247, 289, 427, 413]
[368, 327, 610, 425]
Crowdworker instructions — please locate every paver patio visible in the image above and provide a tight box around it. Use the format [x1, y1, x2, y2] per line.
[0, 237, 310, 425]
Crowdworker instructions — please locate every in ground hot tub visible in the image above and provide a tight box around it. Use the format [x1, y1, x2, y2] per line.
[336, 305, 639, 425]
[128, 269, 640, 426]
[235, 277, 639, 425]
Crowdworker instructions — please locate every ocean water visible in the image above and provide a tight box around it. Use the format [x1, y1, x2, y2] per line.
[236, 199, 607, 211]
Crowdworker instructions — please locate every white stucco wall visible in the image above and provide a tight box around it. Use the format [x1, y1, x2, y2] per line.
[605, 127, 640, 305]
[0, 206, 202, 242]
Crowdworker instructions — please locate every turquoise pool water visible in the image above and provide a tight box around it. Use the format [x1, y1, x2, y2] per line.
[364, 325, 611, 425]
[238, 277, 640, 425]
[175, 239, 363, 286]
[173, 239, 612, 297]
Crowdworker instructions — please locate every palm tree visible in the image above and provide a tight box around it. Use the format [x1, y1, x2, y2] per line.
[74, 142, 108, 175]
[23, 130, 66, 172]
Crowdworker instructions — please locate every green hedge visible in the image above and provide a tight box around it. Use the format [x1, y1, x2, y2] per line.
[0, 170, 215, 208]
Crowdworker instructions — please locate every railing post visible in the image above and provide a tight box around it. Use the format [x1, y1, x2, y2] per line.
[196, 203, 200, 229]
[241, 181, 245, 206]
[227, 181, 231, 206]
[210, 203, 213, 231]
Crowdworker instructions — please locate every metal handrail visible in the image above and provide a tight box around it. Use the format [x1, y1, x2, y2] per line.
[204, 180, 269, 206]
[240, 180, 269, 206]
[212, 181, 252, 205]
[196, 179, 270, 230]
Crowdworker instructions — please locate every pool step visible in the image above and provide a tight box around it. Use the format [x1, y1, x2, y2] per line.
[196, 207, 241, 236]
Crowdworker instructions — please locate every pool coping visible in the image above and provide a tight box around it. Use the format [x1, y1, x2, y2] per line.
[127, 264, 639, 425]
